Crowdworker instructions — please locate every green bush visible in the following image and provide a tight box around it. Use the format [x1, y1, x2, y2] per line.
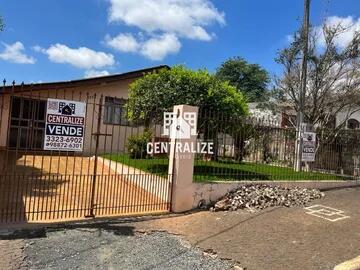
[126, 130, 152, 159]
[127, 65, 248, 123]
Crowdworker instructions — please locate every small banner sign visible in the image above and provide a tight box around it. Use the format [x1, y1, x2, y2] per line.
[302, 131, 316, 162]
[44, 98, 86, 151]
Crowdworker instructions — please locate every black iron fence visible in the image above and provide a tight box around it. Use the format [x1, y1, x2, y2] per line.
[1, 83, 359, 224]
[194, 109, 359, 182]
[0, 87, 172, 224]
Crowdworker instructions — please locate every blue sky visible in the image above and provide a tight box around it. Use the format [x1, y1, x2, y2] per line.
[0, 0, 359, 84]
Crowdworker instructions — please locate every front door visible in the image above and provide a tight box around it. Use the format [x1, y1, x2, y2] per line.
[8, 97, 46, 150]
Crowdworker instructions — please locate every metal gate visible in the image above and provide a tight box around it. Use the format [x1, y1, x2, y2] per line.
[0, 87, 173, 224]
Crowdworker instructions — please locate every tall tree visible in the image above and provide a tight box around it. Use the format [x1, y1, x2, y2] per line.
[275, 21, 360, 133]
[215, 57, 270, 102]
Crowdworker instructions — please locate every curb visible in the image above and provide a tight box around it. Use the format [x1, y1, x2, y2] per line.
[334, 256, 360, 270]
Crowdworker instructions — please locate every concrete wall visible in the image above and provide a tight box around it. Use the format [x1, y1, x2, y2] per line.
[0, 94, 10, 148]
[187, 180, 360, 210]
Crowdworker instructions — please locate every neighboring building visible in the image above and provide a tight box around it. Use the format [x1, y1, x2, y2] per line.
[248, 102, 294, 128]
[248, 102, 279, 123]
[0, 65, 168, 157]
[249, 102, 360, 130]
[336, 107, 360, 130]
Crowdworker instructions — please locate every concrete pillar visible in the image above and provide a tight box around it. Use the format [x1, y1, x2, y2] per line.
[0, 94, 10, 148]
[168, 105, 198, 213]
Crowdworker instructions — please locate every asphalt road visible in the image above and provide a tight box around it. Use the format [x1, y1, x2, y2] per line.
[0, 226, 235, 270]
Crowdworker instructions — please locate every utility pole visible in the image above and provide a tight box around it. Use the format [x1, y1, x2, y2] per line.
[295, 0, 310, 171]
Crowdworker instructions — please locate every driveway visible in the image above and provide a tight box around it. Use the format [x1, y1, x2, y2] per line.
[1, 155, 169, 223]
[1, 187, 359, 269]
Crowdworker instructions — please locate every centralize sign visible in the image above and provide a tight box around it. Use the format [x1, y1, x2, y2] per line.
[147, 112, 214, 155]
[44, 98, 86, 152]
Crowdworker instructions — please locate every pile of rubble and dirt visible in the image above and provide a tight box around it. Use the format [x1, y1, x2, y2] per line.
[210, 184, 324, 212]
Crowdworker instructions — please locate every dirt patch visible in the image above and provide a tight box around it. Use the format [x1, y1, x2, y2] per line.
[0, 239, 27, 270]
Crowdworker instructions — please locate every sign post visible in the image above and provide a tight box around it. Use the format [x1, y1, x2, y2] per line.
[301, 131, 316, 162]
[43, 98, 86, 152]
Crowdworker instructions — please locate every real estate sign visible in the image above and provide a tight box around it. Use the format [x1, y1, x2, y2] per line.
[301, 131, 316, 162]
[44, 98, 86, 151]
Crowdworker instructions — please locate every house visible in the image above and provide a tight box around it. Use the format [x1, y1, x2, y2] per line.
[0, 65, 168, 162]
[249, 102, 360, 130]
[336, 107, 360, 130]
[248, 102, 292, 127]
[248, 102, 280, 125]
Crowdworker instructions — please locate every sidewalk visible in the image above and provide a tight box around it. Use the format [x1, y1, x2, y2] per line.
[131, 187, 360, 270]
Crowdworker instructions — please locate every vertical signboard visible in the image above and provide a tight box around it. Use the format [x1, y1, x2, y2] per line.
[44, 98, 86, 151]
[302, 131, 316, 162]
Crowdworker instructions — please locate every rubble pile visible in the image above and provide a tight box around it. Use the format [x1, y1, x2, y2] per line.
[210, 184, 324, 212]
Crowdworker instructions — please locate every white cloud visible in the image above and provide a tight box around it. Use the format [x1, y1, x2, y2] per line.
[84, 69, 110, 78]
[106, 0, 225, 60]
[106, 32, 180, 60]
[140, 33, 181, 60]
[0, 42, 35, 64]
[105, 33, 140, 52]
[108, 0, 225, 41]
[316, 16, 360, 48]
[38, 44, 115, 69]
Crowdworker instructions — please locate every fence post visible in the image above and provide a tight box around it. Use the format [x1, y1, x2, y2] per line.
[168, 105, 198, 213]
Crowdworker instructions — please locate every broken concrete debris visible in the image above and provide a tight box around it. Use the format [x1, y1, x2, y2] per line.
[210, 184, 324, 212]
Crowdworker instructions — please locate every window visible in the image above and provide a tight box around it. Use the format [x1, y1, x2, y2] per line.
[347, 118, 360, 130]
[103, 96, 129, 125]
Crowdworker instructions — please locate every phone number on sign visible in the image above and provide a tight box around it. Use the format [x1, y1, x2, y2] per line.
[45, 141, 82, 149]
[45, 136, 83, 143]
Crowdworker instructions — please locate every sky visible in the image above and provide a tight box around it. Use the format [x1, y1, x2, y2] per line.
[0, 0, 359, 84]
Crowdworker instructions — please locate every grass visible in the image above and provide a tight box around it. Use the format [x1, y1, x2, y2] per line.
[102, 153, 351, 182]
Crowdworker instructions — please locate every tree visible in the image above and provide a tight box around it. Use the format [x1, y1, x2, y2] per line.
[275, 22, 360, 133]
[127, 65, 248, 161]
[127, 65, 248, 125]
[215, 57, 270, 102]
[275, 21, 360, 172]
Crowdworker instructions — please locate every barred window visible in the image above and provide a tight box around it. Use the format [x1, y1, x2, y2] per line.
[103, 97, 129, 126]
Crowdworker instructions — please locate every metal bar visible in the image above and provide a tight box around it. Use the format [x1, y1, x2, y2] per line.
[88, 95, 103, 217]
